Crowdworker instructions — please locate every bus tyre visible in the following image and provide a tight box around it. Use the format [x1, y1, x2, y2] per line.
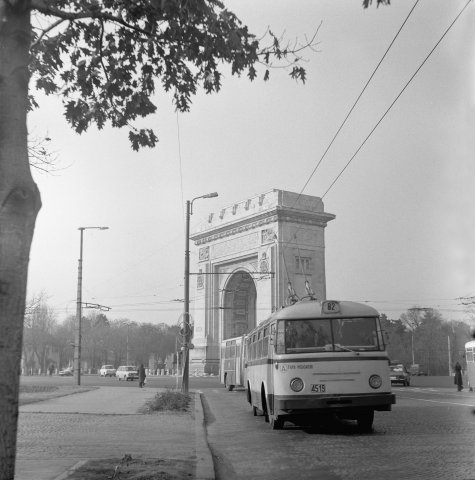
[270, 415, 284, 430]
[253, 406, 258, 416]
[357, 410, 374, 432]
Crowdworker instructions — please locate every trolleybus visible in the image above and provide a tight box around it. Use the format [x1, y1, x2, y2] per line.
[242, 299, 395, 430]
[465, 340, 475, 391]
[220, 335, 245, 391]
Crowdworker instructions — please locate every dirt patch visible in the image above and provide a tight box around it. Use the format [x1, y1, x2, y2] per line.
[67, 456, 195, 479]
[19, 385, 97, 405]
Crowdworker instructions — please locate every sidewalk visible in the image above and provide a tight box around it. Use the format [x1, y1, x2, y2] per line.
[16, 386, 214, 480]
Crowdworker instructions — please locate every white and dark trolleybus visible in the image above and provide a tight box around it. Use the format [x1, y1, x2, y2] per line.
[221, 299, 395, 431]
[464, 340, 475, 391]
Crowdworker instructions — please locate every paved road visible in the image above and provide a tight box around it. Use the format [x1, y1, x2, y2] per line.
[202, 384, 475, 480]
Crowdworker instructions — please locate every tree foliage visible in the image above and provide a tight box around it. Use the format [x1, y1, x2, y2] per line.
[381, 309, 471, 375]
[29, 0, 319, 150]
[22, 302, 181, 373]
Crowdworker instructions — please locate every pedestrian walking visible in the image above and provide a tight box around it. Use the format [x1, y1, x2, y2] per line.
[454, 361, 464, 391]
[138, 363, 146, 388]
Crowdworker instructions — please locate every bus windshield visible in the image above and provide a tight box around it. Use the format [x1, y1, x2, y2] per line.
[277, 317, 382, 354]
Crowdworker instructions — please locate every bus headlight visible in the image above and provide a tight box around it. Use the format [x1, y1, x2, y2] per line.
[290, 377, 304, 392]
[369, 374, 382, 389]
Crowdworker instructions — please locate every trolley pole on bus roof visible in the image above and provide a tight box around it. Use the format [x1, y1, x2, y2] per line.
[182, 192, 218, 394]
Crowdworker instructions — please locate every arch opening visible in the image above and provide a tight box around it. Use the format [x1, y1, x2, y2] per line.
[222, 271, 256, 340]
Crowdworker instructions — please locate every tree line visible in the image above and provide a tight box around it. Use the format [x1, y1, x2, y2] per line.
[381, 308, 472, 375]
[24, 293, 473, 377]
[23, 294, 180, 374]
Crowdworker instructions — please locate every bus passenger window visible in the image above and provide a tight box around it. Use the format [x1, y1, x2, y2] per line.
[276, 321, 285, 354]
[262, 336, 269, 356]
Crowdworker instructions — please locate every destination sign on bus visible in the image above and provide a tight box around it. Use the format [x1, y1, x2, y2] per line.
[322, 300, 340, 314]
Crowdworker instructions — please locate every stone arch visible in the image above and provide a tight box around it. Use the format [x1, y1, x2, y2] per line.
[222, 270, 256, 340]
[189, 189, 335, 375]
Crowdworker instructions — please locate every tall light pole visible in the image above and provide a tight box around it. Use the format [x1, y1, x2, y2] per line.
[74, 226, 109, 386]
[182, 192, 218, 394]
[120, 321, 135, 365]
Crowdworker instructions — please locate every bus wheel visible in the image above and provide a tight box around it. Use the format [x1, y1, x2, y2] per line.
[357, 410, 374, 432]
[270, 415, 284, 430]
[228, 384, 234, 392]
[252, 405, 258, 416]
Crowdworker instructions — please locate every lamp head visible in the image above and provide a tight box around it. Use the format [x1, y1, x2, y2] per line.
[203, 192, 218, 199]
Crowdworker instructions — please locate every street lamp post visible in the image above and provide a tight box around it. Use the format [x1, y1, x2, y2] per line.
[74, 226, 109, 386]
[182, 192, 218, 394]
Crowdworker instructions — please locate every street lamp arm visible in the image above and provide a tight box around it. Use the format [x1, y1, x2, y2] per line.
[79, 226, 109, 231]
[190, 192, 218, 215]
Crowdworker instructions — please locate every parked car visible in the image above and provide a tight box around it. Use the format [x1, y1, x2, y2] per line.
[390, 364, 410, 386]
[99, 365, 117, 377]
[116, 365, 139, 381]
[58, 368, 73, 376]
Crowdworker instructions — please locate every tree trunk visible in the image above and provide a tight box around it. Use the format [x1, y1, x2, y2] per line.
[0, 1, 41, 478]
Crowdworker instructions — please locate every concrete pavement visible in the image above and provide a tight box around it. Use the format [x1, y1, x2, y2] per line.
[16, 386, 214, 480]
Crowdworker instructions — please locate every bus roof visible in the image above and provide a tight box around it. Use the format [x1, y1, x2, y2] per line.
[465, 340, 475, 348]
[272, 300, 380, 321]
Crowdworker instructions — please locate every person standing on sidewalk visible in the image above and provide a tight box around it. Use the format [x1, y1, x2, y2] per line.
[138, 364, 146, 388]
[454, 361, 464, 391]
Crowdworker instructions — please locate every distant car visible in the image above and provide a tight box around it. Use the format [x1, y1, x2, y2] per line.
[99, 365, 117, 377]
[58, 368, 73, 376]
[390, 364, 410, 386]
[116, 365, 139, 381]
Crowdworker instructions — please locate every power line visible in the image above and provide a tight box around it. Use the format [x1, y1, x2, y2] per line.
[322, 0, 472, 199]
[298, 0, 420, 198]
[279, 1, 421, 290]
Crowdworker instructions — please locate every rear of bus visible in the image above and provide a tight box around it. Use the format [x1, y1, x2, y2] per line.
[221, 336, 244, 391]
[268, 300, 395, 430]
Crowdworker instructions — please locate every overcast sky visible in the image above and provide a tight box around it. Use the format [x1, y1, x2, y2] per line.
[26, 0, 475, 327]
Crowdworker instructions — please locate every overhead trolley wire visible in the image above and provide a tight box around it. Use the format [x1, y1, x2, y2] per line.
[298, 0, 421, 199]
[280, 2, 420, 292]
[322, 0, 472, 199]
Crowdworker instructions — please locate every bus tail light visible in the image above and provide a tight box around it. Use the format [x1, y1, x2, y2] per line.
[290, 377, 304, 392]
[369, 374, 382, 389]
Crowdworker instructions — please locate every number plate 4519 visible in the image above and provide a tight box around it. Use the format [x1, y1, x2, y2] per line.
[311, 384, 326, 393]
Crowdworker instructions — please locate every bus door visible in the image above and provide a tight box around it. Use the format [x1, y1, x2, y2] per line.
[267, 323, 277, 414]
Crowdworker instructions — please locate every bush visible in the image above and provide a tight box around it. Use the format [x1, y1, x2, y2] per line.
[144, 389, 191, 412]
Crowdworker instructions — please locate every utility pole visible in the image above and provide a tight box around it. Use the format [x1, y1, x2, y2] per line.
[182, 192, 218, 393]
[74, 226, 109, 386]
[448, 335, 452, 376]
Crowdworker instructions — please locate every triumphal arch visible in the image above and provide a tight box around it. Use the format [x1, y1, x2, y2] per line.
[189, 189, 335, 375]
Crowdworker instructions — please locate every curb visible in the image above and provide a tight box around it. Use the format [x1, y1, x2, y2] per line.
[194, 391, 215, 480]
[52, 460, 88, 480]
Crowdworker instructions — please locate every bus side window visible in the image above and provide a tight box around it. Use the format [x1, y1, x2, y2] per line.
[262, 327, 269, 356]
[251, 334, 257, 360]
[257, 331, 263, 358]
[276, 321, 285, 354]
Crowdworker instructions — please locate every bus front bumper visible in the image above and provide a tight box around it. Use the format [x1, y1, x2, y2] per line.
[273, 392, 396, 413]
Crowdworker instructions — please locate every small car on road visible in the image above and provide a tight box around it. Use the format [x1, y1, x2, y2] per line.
[390, 364, 410, 386]
[116, 365, 139, 381]
[99, 365, 117, 377]
[58, 368, 73, 376]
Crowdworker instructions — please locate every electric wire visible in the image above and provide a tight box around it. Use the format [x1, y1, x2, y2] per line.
[298, 0, 421, 198]
[176, 110, 185, 234]
[322, 0, 472, 199]
[282, 1, 421, 290]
